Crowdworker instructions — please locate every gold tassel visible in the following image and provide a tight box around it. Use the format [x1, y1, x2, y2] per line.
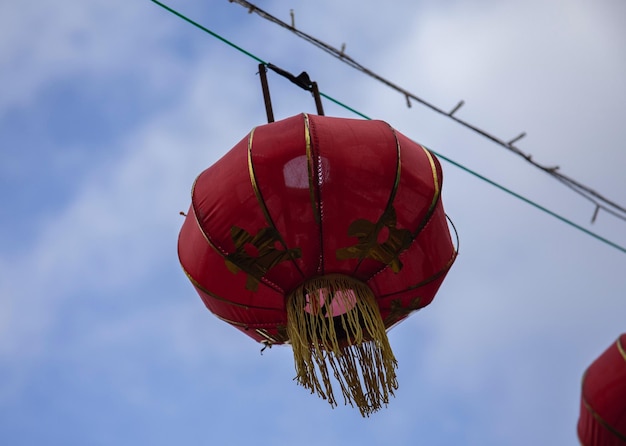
[286, 274, 398, 417]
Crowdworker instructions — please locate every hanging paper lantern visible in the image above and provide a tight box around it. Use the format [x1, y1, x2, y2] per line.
[178, 113, 457, 416]
[578, 334, 626, 445]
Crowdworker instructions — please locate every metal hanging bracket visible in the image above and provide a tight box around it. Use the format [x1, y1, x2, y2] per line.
[258, 63, 325, 123]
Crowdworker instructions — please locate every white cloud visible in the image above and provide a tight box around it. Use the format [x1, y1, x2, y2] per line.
[0, 0, 187, 115]
[0, 52, 262, 358]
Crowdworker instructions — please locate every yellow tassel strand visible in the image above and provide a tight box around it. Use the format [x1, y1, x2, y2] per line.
[286, 274, 398, 417]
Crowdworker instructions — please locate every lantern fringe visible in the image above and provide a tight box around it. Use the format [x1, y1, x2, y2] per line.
[286, 274, 398, 417]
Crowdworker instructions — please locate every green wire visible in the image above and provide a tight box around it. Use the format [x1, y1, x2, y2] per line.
[431, 151, 626, 254]
[150, 0, 626, 255]
[319, 92, 371, 120]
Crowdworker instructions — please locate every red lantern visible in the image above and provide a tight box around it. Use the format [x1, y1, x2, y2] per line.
[178, 114, 457, 416]
[578, 334, 626, 445]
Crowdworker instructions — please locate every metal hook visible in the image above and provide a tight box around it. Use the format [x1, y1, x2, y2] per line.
[260, 340, 273, 355]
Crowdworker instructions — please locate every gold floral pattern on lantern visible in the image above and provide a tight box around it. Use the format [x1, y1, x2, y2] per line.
[225, 226, 302, 291]
[336, 206, 412, 273]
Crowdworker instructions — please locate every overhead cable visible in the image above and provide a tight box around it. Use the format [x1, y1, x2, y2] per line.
[229, 0, 626, 225]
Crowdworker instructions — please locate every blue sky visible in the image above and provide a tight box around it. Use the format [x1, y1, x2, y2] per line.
[1, 0, 625, 444]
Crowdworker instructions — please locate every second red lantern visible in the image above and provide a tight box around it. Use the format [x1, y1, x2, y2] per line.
[578, 334, 626, 445]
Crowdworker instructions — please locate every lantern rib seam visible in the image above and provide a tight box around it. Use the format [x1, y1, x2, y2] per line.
[180, 262, 288, 311]
[376, 252, 457, 299]
[247, 127, 307, 283]
[365, 145, 444, 284]
[190, 177, 284, 294]
[305, 113, 321, 226]
[306, 114, 325, 274]
[189, 179, 230, 260]
[351, 123, 403, 277]
[581, 396, 626, 441]
[617, 336, 626, 362]
[180, 264, 248, 309]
